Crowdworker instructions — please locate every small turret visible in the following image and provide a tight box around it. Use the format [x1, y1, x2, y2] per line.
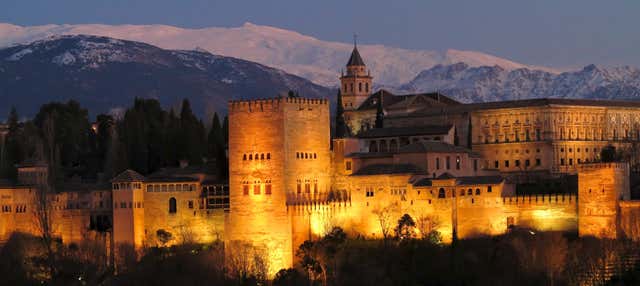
[339, 36, 373, 110]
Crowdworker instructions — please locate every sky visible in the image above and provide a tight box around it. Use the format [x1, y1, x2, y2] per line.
[2, 0, 639, 68]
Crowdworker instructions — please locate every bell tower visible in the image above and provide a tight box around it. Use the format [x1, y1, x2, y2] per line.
[340, 37, 372, 110]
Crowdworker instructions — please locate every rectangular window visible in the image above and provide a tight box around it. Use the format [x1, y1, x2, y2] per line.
[345, 161, 352, 171]
[314, 180, 318, 193]
[243, 185, 249, 195]
[474, 159, 478, 171]
[515, 160, 520, 167]
[505, 160, 510, 168]
[525, 159, 530, 167]
[254, 184, 260, 195]
[569, 158, 573, 165]
[297, 180, 302, 194]
[188, 200, 194, 209]
[560, 158, 565, 166]
[265, 183, 272, 195]
[305, 182, 311, 193]
[446, 156, 450, 170]
[494, 160, 499, 168]
[536, 158, 541, 166]
[436, 158, 440, 170]
[536, 129, 541, 141]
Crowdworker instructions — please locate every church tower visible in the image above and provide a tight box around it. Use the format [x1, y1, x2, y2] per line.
[340, 40, 372, 110]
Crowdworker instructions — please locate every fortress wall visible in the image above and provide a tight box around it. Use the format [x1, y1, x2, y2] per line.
[503, 194, 578, 232]
[578, 163, 628, 238]
[620, 201, 640, 241]
[142, 186, 224, 246]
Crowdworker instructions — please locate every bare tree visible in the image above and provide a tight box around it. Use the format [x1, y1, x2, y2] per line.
[416, 214, 442, 242]
[372, 203, 398, 240]
[226, 241, 269, 284]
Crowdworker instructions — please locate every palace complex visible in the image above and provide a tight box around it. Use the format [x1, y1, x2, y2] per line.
[2, 44, 640, 276]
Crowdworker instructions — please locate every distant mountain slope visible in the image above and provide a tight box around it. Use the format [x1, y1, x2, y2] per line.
[0, 22, 559, 87]
[398, 63, 640, 103]
[0, 35, 330, 118]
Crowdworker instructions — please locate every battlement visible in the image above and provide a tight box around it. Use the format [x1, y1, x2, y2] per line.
[228, 96, 329, 112]
[578, 162, 629, 172]
[502, 193, 577, 205]
[286, 190, 351, 207]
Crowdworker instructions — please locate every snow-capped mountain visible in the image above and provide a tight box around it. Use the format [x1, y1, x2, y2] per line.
[0, 35, 330, 118]
[399, 63, 640, 103]
[0, 22, 558, 87]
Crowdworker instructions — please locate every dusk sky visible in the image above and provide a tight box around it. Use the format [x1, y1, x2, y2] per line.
[2, 0, 639, 68]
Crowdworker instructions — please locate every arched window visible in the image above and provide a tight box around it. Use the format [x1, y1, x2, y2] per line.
[389, 139, 398, 151]
[350, 83, 353, 92]
[249, 154, 253, 160]
[438, 188, 446, 198]
[243, 154, 247, 161]
[369, 141, 378, 152]
[343, 84, 347, 92]
[267, 153, 271, 160]
[169, 198, 177, 214]
[467, 189, 472, 196]
[359, 82, 362, 92]
[365, 83, 369, 92]
[379, 140, 388, 152]
[475, 188, 481, 195]
[260, 153, 265, 160]
[487, 186, 492, 193]
[460, 189, 465, 196]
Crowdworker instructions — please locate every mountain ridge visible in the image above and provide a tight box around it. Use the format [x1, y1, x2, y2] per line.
[0, 22, 560, 87]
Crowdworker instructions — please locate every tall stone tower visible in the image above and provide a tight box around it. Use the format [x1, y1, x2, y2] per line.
[340, 41, 372, 110]
[226, 96, 330, 276]
[578, 162, 630, 238]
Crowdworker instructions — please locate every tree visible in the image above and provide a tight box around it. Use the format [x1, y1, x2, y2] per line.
[335, 90, 350, 138]
[395, 214, 416, 240]
[156, 229, 173, 247]
[273, 268, 307, 286]
[416, 214, 442, 244]
[372, 204, 397, 240]
[0, 107, 21, 180]
[601, 145, 617, 162]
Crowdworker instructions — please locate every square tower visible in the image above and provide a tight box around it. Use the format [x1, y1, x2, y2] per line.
[226, 96, 330, 276]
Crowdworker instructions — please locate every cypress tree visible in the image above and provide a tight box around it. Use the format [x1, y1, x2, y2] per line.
[335, 90, 350, 138]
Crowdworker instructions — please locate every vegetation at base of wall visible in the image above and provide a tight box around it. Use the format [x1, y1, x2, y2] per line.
[0, 99, 229, 184]
[1, 229, 638, 286]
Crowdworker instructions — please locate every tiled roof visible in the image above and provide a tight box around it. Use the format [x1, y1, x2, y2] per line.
[357, 90, 460, 111]
[345, 152, 394, 159]
[111, 169, 146, 182]
[413, 175, 504, 187]
[145, 176, 199, 183]
[352, 163, 424, 176]
[393, 98, 640, 119]
[357, 125, 452, 138]
[346, 47, 365, 66]
[398, 141, 472, 154]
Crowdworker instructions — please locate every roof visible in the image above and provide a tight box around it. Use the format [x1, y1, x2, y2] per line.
[145, 176, 199, 183]
[398, 141, 474, 154]
[356, 90, 460, 111]
[357, 125, 452, 139]
[111, 169, 146, 182]
[346, 46, 365, 66]
[351, 163, 424, 176]
[394, 97, 640, 119]
[345, 152, 394, 159]
[413, 175, 504, 187]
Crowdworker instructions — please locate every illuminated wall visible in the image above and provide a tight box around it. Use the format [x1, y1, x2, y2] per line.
[226, 97, 330, 276]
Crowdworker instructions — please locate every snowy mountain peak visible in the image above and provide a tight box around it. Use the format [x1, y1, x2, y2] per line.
[0, 22, 561, 87]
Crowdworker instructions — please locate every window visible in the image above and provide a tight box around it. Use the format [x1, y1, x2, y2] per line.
[494, 160, 499, 168]
[345, 161, 352, 171]
[169, 198, 177, 214]
[305, 179, 311, 193]
[314, 153, 317, 159]
[561, 158, 565, 166]
[314, 179, 318, 193]
[569, 158, 573, 165]
[365, 83, 369, 92]
[505, 160, 510, 168]
[249, 154, 253, 160]
[267, 153, 271, 160]
[467, 189, 472, 196]
[243, 184, 249, 195]
[460, 189, 465, 196]
[436, 158, 440, 170]
[261, 153, 265, 160]
[515, 160, 520, 167]
[438, 188, 446, 198]
[456, 156, 461, 170]
[254, 183, 261, 195]
[297, 179, 302, 194]
[359, 82, 362, 92]
[296, 152, 300, 159]
[446, 156, 451, 170]
[475, 188, 481, 195]
[265, 180, 272, 195]
[474, 160, 478, 171]
[487, 186, 492, 193]
[525, 159, 530, 167]
[188, 200, 194, 209]
[366, 187, 374, 197]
